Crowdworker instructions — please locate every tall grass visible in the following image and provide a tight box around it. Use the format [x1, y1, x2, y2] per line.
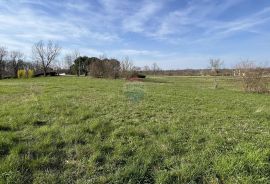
[0, 76, 269, 183]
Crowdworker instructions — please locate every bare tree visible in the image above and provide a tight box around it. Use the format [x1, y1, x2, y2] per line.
[64, 55, 73, 69]
[0, 46, 8, 79]
[99, 54, 107, 60]
[64, 49, 80, 69]
[32, 40, 61, 76]
[143, 65, 150, 72]
[9, 51, 24, 78]
[52, 59, 63, 74]
[209, 59, 223, 75]
[133, 66, 141, 71]
[151, 62, 160, 75]
[235, 60, 256, 77]
[120, 56, 135, 78]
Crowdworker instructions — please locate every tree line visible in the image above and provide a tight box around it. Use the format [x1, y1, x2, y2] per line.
[0, 47, 27, 79]
[0, 40, 162, 79]
[70, 56, 120, 78]
[0, 41, 61, 79]
[2, 40, 268, 93]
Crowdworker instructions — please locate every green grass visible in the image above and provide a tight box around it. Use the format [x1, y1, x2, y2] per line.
[0, 76, 269, 184]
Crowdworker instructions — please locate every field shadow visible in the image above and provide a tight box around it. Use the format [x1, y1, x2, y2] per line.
[33, 120, 47, 126]
[0, 143, 10, 158]
[0, 125, 12, 131]
[143, 78, 171, 84]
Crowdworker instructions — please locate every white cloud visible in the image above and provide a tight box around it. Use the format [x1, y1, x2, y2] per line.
[2, 0, 269, 47]
[0, 0, 120, 46]
[0, 0, 270, 68]
[191, 7, 270, 44]
[62, 47, 103, 57]
[118, 49, 159, 56]
[122, 1, 163, 33]
[144, 0, 270, 43]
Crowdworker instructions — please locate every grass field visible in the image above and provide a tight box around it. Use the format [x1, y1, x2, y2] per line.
[0, 76, 269, 184]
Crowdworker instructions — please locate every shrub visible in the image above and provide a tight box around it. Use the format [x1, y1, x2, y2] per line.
[27, 70, 34, 78]
[17, 70, 26, 78]
[17, 69, 34, 79]
[235, 61, 269, 93]
[128, 71, 146, 79]
[138, 74, 146, 78]
[242, 69, 268, 93]
[86, 57, 120, 78]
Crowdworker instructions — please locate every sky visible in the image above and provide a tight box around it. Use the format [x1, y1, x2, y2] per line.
[1, 0, 270, 69]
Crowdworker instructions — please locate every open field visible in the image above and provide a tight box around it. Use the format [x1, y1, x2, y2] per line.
[0, 76, 269, 184]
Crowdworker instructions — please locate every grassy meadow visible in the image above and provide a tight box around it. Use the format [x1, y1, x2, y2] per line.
[0, 76, 269, 183]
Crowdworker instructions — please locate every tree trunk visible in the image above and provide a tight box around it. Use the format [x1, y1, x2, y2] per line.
[14, 68, 18, 78]
[43, 68, 47, 77]
[0, 61, 3, 79]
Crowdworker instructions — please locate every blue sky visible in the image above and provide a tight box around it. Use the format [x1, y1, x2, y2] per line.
[1, 0, 270, 69]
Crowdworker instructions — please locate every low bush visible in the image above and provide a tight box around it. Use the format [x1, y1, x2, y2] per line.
[126, 71, 146, 80]
[137, 73, 146, 78]
[235, 61, 269, 93]
[242, 69, 268, 93]
[27, 70, 34, 78]
[17, 69, 34, 79]
[17, 70, 26, 78]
